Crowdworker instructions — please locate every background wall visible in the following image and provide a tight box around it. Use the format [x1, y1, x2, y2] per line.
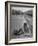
[0, 0, 38, 46]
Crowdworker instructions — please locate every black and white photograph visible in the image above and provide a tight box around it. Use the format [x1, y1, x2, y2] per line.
[5, 1, 37, 45]
[10, 6, 33, 39]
